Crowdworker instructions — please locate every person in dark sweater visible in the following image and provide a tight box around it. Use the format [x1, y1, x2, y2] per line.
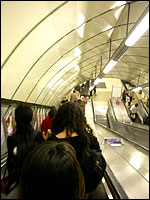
[45, 102, 105, 194]
[7, 105, 37, 184]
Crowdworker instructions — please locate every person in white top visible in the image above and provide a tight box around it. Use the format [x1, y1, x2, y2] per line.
[130, 103, 138, 121]
[70, 90, 78, 102]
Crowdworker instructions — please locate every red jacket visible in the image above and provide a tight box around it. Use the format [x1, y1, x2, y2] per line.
[40, 116, 52, 133]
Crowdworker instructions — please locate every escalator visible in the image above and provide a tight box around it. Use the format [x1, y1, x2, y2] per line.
[89, 100, 149, 199]
[108, 98, 149, 151]
[137, 100, 149, 124]
[94, 105, 110, 128]
[94, 122, 149, 199]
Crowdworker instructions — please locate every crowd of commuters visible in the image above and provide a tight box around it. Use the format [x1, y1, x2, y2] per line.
[5, 87, 149, 199]
[6, 101, 106, 199]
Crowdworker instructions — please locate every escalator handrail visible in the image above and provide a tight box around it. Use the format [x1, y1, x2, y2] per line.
[91, 98, 96, 123]
[109, 99, 118, 122]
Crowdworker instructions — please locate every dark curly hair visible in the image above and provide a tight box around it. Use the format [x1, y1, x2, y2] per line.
[51, 102, 93, 145]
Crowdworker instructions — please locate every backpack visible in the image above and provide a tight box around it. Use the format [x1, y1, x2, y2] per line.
[79, 148, 106, 193]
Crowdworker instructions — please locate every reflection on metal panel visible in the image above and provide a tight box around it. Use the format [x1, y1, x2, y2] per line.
[94, 123, 149, 199]
[137, 100, 149, 124]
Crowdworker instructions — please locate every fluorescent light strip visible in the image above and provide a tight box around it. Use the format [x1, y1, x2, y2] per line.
[103, 60, 117, 74]
[89, 86, 94, 91]
[77, 23, 85, 38]
[108, 28, 114, 37]
[74, 64, 80, 72]
[125, 12, 149, 46]
[76, 13, 85, 38]
[103, 25, 114, 38]
[75, 47, 81, 59]
[110, 1, 126, 9]
[115, 5, 125, 19]
[94, 78, 102, 85]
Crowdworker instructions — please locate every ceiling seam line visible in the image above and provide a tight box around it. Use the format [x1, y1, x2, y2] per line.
[11, 19, 134, 100]
[2, 1, 130, 69]
[35, 42, 148, 104]
[25, 23, 131, 101]
[29, 38, 126, 103]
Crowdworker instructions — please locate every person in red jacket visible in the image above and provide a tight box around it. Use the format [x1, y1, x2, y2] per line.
[41, 106, 57, 135]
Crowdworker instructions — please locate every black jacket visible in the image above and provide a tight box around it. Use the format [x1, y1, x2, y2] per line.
[47, 133, 104, 193]
[7, 132, 38, 182]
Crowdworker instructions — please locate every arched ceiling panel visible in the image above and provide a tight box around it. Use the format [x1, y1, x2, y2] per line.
[1, 1, 65, 63]
[1, 1, 149, 106]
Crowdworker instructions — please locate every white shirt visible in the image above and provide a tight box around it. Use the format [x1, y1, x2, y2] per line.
[126, 96, 130, 102]
[130, 105, 138, 114]
[70, 92, 77, 102]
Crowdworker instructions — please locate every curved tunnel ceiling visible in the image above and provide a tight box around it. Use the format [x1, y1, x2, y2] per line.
[1, 1, 149, 106]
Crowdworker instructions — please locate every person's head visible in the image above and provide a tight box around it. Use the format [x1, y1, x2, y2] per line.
[135, 103, 138, 107]
[19, 141, 85, 199]
[15, 104, 33, 125]
[74, 100, 86, 116]
[48, 106, 57, 119]
[15, 105, 33, 139]
[52, 102, 93, 143]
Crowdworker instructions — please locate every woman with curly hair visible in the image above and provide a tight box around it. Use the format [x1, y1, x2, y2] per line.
[46, 102, 105, 194]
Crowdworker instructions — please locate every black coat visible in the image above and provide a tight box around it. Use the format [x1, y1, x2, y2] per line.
[47, 133, 104, 193]
[7, 132, 38, 182]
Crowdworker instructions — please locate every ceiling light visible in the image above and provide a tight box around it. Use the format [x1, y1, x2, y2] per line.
[89, 86, 94, 91]
[48, 82, 54, 88]
[77, 23, 85, 38]
[110, 1, 126, 9]
[76, 13, 85, 38]
[103, 25, 114, 38]
[108, 28, 114, 37]
[74, 64, 80, 72]
[103, 25, 112, 31]
[132, 87, 142, 92]
[76, 13, 85, 27]
[125, 12, 149, 46]
[75, 47, 81, 58]
[103, 60, 117, 74]
[115, 5, 125, 19]
[94, 78, 102, 85]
